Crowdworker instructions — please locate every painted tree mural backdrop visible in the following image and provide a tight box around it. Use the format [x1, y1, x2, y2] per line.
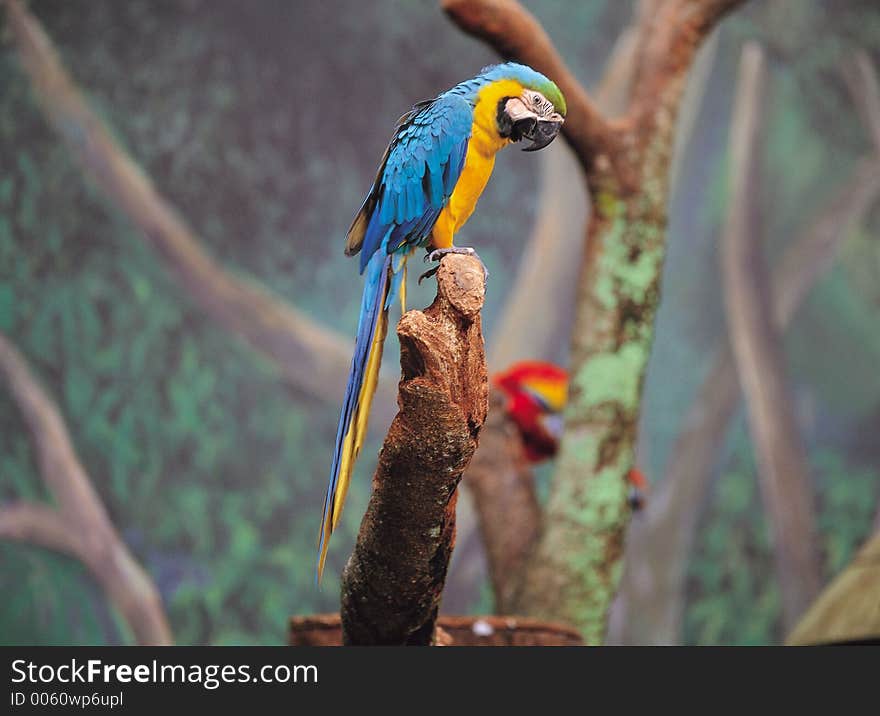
[1, 0, 879, 645]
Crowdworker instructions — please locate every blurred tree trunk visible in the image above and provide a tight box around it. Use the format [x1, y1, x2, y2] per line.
[614, 170, 880, 642]
[445, 0, 748, 643]
[604, 28, 718, 646]
[720, 43, 821, 630]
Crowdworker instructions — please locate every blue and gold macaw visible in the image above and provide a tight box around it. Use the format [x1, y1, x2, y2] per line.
[317, 62, 566, 580]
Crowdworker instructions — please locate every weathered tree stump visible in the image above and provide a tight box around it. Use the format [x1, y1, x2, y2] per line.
[339, 254, 489, 645]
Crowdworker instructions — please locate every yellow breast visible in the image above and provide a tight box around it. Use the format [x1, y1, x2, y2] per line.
[431, 80, 523, 249]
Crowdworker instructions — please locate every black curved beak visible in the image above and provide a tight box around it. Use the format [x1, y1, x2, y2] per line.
[519, 117, 563, 152]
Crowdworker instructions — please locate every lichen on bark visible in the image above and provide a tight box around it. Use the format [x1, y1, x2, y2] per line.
[511, 174, 671, 642]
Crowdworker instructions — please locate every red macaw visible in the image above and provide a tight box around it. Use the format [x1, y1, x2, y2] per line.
[493, 361, 648, 510]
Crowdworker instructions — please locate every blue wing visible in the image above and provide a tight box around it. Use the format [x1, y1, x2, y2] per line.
[345, 92, 473, 272]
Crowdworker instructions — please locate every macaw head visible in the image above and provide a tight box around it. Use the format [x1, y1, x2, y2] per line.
[458, 63, 566, 152]
[493, 361, 568, 463]
[492, 63, 566, 151]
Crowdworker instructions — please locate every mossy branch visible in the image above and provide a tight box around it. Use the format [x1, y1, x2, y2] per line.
[613, 49, 880, 644]
[442, 0, 614, 175]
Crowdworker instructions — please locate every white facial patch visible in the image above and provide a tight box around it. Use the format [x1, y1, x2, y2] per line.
[530, 91, 555, 118]
[504, 96, 537, 122]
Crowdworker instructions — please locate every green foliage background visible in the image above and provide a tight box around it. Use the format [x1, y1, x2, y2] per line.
[0, 0, 877, 645]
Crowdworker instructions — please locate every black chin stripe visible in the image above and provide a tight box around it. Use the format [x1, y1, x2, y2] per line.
[496, 96, 518, 139]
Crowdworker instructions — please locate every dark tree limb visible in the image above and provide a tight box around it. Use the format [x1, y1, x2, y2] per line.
[340, 255, 489, 645]
[721, 43, 822, 629]
[627, 0, 744, 129]
[2, 0, 397, 424]
[0, 333, 172, 646]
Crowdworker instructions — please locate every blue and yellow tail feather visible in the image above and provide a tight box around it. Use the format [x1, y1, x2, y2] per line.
[317, 248, 404, 582]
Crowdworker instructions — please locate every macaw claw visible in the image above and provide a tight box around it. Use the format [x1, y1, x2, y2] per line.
[418, 246, 488, 283]
[417, 266, 439, 285]
[424, 246, 476, 263]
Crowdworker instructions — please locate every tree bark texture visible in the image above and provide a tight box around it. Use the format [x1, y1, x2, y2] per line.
[786, 533, 880, 645]
[455, 3, 720, 616]
[445, 0, 748, 643]
[340, 255, 489, 645]
[612, 47, 880, 642]
[720, 43, 822, 630]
